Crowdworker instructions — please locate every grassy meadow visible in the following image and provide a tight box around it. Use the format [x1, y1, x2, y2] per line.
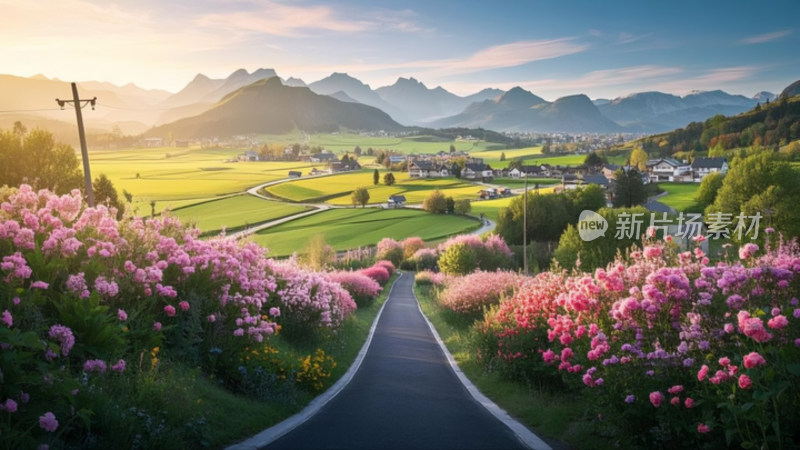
[90, 146, 322, 212]
[254, 132, 507, 154]
[251, 208, 479, 256]
[658, 182, 701, 212]
[169, 194, 310, 235]
[264, 170, 485, 205]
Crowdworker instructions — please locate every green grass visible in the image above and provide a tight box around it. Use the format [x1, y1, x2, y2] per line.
[414, 285, 614, 450]
[265, 170, 485, 205]
[251, 208, 479, 256]
[658, 182, 701, 212]
[490, 177, 560, 189]
[253, 132, 506, 154]
[470, 197, 516, 223]
[169, 194, 310, 235]
[90, 146, 323, 213]
[81, 275, 398, 449]
[516, 153, 628, 167]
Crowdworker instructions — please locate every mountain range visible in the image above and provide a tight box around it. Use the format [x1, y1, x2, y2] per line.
[0, 68, 794, 140]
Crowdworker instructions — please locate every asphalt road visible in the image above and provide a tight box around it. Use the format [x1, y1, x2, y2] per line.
[265, 273, 529, 450]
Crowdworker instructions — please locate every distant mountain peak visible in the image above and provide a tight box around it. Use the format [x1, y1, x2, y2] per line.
[496, 86, 546, 107]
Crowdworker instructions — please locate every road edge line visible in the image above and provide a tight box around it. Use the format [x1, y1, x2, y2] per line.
[412, 285, 553, 450]
[226, 272, 404, 450]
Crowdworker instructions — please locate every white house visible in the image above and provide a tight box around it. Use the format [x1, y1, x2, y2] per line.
[462, 163, 494, 180]
[408, 160, 434, 178]
[648, 158, 692, 182]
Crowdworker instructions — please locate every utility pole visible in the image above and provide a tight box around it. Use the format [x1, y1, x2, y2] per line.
[56, 83, 96, 207]
[523, 172, 528, 275]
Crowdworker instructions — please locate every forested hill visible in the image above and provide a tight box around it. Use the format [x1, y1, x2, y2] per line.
[637, 89, 800, 156]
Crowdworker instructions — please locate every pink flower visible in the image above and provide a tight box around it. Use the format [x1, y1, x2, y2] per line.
[718, 357, 730, 367]
[164, 305, 176, 317]
[767, 315, 789, 330]
[179, 300, 190, 311]
[3, 398, 18, 413]
[31, 281, 49, 289]
[111, 359, 126, 373]
[39, 412, 59, 432]
[738, 243, 759, 260]
[117, 308, 127, 321]
[738, 374, 752, 389]
[723, 323, 734, 334]
[269, 307, 280, 317]
[697, 364, 709, 381]
[743, 352, 766, 369]
[153, 321, 162, 331]
[649, 391, 664, 408]
[697, 423, 710, 434]
[643, 246, 662, 259]
[48, 325, 75, 356]
[684, 397, 694, 408]
[83, 359, 107, 373]
[207, 314, 216, 323]
[667, 385, 684, 395]
[1, 310, 11, 327]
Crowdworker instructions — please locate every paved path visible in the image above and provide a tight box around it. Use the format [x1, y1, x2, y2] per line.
[236, 273, 547, 450]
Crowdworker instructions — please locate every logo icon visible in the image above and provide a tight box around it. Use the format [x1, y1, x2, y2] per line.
[578, 210, 607, 241]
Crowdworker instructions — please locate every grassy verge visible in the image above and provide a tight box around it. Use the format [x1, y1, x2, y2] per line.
[78, 276, 397, 449]
[413, 284, 615, 450]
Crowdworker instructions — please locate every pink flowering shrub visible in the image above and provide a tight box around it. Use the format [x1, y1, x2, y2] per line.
[412, 247, 439, 271]
[375, 237, 403, 266]
[438, 270, 524, 316]
[477, 238, 800, 448]
[270, 258, 356, 341]
[0, 185, 357, 445]
[359, 264, 391, 285]
[373, 259, 396, 276]
[327, 270, 382, 307]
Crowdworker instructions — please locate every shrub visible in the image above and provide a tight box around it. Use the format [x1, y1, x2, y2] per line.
[375, 238, 403, 266]
[373, 259, 396, 276]
[401, 237, 425, 260]
[437, 234, 513, 274]
[479, 236, 800, 448]
[439, 270, 524, 316]
[326, 270, 381, 307]
[359, 265, 390, 285]
[437, 242, 479, 275]
[413, 248, 439, 272]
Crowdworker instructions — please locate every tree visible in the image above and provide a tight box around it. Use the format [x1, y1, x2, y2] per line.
[629, 147, 648, 170]
[12, 121, 26, 138]
[708, 152, 800, 239]
[354, 145, 362, 156]
[452, 164, 462, 179]
[122, 189, 133, 204]
[454, 199, 471, 215]
[383, 172, 396, 186]
[445, 196, 455, 214]
[612, 168, 647, 208]
[449, 144, 456, 153]
[553, 206, 648, 272]
[696, 172, 724, 207]
[93, 173, 124, 219]
[351, 186, 370, 208]
[341, 154, 350, 163]
[0, 127, 82, 194]
[500, 152, 506, 162]
[373, 169, 380, 185]
[422, 190, 448, 214]
[584, 152, 606, 167]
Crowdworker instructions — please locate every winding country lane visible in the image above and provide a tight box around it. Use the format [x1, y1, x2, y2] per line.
[229, 273, 550, 450]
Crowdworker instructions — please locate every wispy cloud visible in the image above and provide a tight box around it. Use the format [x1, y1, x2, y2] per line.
[652, 66, 761, 94]
[740, 30, 792, 44]
[439, 65, 683, 98]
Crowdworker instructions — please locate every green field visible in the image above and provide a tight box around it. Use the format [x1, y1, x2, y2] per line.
[251, 208, 479, 256]
[516, 153, 628, 167]
[90, 147, 322, 212]
[169, 194, 310, 234]
[253, 132, 506, 154]
[469, 185, 558, 222]
[658, 183, 701, 212]
[265, 170, 485, 205]
[491, 177, 560, 189]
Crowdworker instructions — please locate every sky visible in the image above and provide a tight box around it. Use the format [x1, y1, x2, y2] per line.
[2, 0, 799, 100]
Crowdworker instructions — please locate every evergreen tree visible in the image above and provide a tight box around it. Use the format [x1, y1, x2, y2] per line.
[373, 169, 380, 185]
[612, 168, 647, 208]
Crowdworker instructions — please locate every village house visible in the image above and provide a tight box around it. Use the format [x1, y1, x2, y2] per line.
[309, 152, 338, 163]
[288, 170, 302, 178]
[462, 163, 494, 180]
[690, 157, 728, 182]
[387, 195, 406, 208]
[647, 158, 692, 182]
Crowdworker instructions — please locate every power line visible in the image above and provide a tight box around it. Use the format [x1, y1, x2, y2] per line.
[0, 108, 62, 114]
